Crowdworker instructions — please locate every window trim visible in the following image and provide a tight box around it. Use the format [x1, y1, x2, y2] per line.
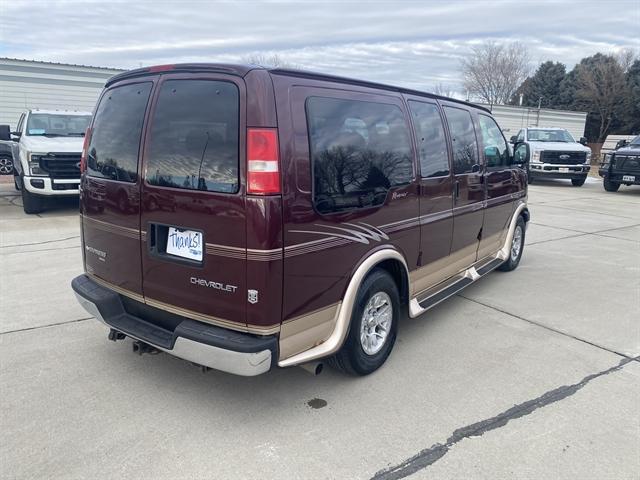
[407, 99, 452, 180]
[477, 113, 510, 170]
[142, 77, 241, 195]
[305, 94, 415, 217]
[86, 80, 154, 184]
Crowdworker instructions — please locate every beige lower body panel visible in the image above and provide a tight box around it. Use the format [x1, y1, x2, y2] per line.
[279, 303, 340, 360]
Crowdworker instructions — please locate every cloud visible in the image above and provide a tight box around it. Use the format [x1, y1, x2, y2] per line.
[1, 0, 638, 94]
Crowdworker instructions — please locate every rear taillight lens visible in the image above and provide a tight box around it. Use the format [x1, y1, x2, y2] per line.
[80, 127, 92, 174]
[247, 128, 280, 194]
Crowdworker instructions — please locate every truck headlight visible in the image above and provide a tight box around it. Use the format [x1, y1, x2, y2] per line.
[532, 150, 541, 162]
[28, 152, 48, 176]
[586, 152, 592, 164]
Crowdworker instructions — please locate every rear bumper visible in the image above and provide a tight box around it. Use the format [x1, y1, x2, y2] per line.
[71, 274, 277, 376]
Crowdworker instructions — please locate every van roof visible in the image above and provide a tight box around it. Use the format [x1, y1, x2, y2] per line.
[106, 63, 488, 113]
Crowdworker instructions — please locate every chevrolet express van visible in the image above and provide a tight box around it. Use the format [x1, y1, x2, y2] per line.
[72, 64, 529, 376]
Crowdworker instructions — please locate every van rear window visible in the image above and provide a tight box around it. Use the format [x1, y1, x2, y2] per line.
[87, 82, 152, 182]
[306, 97, 413, 215]
[146, 80, 239, 193]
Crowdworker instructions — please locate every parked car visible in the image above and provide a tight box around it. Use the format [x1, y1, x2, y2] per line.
[72, 64, 529, 377]
[0, 133, 16, 175]
[0, 109, 92, 213]
[599, 135, 640, 191]
[510, 127, 591, 186]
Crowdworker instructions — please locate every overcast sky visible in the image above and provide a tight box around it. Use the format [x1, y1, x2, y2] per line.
[1, 0, 638, 94]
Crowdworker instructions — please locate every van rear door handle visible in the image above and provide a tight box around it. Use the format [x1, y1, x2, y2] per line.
[454, 181, 460, 199]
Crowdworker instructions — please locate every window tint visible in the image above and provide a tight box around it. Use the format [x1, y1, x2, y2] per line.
[478, 114, 509, 168]
[443, 107, 478, 174]
[146, 80, 239, 193]
[87, 83, 152, 182]
[307, 96, 413, 214]
[408, 101, 449, 178]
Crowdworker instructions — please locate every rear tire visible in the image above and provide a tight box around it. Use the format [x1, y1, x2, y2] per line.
[603, 178, 620, 192]
[329, 269, 399, 376]
[498, 216, 525, 272]
[571, 177, 586, 187]
[21, 187, 44, 214]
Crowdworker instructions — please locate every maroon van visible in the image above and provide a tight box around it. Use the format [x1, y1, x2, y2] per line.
[72, 64, 529, 376]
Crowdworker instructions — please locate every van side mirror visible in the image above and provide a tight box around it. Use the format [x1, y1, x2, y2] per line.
[579, 137, 588, 145]
[0, 125, 10, 141]
[484, 146, 500, 165]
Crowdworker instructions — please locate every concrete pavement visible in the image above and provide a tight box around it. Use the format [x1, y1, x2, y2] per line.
[1, 177, 638, 479]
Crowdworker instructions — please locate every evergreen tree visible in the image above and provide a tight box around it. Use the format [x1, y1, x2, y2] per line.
[511, 61, 566, 108]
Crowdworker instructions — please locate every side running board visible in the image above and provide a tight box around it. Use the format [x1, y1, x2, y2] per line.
[409, 256, 505, 318]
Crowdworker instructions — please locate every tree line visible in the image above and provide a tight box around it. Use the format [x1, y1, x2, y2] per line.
[461, 42, 639, 143]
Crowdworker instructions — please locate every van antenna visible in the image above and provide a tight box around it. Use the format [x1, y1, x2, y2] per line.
[196, 132, 210, 191]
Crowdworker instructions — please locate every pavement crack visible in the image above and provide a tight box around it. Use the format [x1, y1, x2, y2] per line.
[0, 235, 80, 248]
[371, 356, 636, 480]
[0, 317, 93, 335]
[459, 295, 633, 360]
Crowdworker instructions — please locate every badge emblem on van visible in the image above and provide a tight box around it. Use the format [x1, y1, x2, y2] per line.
[248, 289, 259, 304]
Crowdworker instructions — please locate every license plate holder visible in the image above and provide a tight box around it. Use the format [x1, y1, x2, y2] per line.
[622, 175, 635, 182]
[166, 227, 203, 261]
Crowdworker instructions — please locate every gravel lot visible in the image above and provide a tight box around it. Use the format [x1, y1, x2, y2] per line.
[1, 177, 638, 480]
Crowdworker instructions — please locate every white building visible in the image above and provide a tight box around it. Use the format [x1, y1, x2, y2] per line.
[479, 104, 588, 141]
[0, 58, 124, 129]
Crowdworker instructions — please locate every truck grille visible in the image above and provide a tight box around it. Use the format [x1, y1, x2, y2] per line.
[39, 153, 82, 179]
[540, 151, 586, 165]
[613, 154, 640, 173]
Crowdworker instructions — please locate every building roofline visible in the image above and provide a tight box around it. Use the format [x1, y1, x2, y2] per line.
[0, 57, 124, 73]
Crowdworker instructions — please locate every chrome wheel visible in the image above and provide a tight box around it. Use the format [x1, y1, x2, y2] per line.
[0, 156, 13, 175]
[511, 225, 523, 262]
[360, 291, 393, 356]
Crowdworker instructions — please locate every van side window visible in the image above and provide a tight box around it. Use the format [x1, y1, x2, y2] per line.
[408, 101, 449, 178]
[87, 82, 152, 182]
[478, 114, 509, 168]
[443, 106, 478, 174]
[146, 80, 239, 193]
[306, 96, 413, 215]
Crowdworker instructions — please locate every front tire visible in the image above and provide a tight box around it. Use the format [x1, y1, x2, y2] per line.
[571, 177, 586, 187]
[329, 269, 399, 376]
[21, 187, 44, 214]
[498, 216, 525, 272]
[0, 155, 13, 175]
[603, 178, 620, 192]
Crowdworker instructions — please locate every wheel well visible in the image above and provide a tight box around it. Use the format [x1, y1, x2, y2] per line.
[521, 207, 530, 224]
[375, 258, 409, 314]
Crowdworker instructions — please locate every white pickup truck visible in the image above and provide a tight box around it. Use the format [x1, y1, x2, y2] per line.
[510, 127, 592, 187]
[0, 109, 92, 213]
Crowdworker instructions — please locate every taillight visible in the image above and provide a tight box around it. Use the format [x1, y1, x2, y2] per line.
[80, 127, 92, 173]
[247, 128, 280, 195]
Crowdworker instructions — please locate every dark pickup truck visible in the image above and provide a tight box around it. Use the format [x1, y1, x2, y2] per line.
[599, 136, 640, 192]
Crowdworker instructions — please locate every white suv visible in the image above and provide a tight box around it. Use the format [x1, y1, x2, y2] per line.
[0, 109, 92, 213]
[511, 127, 592, 186]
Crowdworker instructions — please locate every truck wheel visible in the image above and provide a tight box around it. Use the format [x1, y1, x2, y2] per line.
[329, 269, 399, 376]
[21, 187, 44, 214]
[571, 177, 586, 187]
[603, 178, 620, 192]
[0, 154, 13, 175]
[498, 216, 525, 272]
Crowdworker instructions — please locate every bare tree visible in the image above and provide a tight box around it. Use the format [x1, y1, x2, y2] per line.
[574, 54, 628, 142]
[461, 41, 531, 106]
[433, 83, 456, 98]
[241, 53, 299, 69]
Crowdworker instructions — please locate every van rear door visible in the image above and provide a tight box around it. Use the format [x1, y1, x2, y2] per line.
[81, 80, 153, 299]
[139, 74, 247, 330]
